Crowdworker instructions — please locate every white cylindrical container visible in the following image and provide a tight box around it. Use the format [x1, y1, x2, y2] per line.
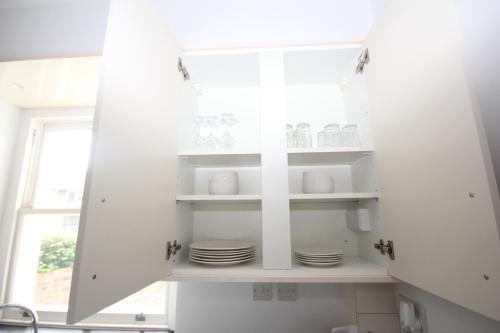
[209, 171, 239, 195]
[302, 172, 335, 194]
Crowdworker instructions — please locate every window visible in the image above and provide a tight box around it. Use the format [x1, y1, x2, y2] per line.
[6, 118, 171, 326]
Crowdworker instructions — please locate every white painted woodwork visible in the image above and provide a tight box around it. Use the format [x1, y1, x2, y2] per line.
[67, 0, 182, 324]
[178, 152, 261, 167]
[259, 50, 292, 269]
[287, 148, 372, 166]
[169, 257, 394, 283]
[289, 193, 378, 202]
[176, 194, 262, 204]
[365, 0, 500, 321]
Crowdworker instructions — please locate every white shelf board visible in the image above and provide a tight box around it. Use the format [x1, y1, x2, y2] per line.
[178, 151, 261, 167]
[167, 257, 394, 283]
[287, 147, 373, 166]
[176, 194, 262, 203]
[289, 193, 378, 203]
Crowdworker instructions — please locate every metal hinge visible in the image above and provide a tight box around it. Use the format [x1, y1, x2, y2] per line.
[166, 240, 182, 260]
[178, 57, 190, 81]
[135, 313, 146, 322]
[355, 48, 370, 74]
[374, 239, 395, 260]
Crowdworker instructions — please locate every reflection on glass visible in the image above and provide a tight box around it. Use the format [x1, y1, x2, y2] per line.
[33, 124, 92, 208]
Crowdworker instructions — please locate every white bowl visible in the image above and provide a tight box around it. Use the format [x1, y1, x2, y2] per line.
[210, 171, 239, 182]
[302, 172, 334, 193]
[209, 181, 239, 195]
[209, 171, 239, 195]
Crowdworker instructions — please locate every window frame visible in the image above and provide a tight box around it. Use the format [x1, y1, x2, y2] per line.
[0, 110, 174, 329]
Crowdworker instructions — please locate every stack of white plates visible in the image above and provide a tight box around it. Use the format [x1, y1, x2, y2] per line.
[294, 248, 344, 266]
[189, 240, 255, 266]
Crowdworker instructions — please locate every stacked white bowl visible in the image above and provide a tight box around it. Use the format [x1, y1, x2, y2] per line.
[209, 171, 239, 195]
[302, 172, 335, 194]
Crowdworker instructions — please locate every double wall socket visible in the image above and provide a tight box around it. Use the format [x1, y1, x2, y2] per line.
[252, 283, 298, 301]
[253, 283, 273, 301]
[277, 283, 298, 301]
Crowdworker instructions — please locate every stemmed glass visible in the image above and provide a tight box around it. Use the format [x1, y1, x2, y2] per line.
[205, 115, 218, 150]
[193, 115, 205, 148]
[220, 113, 237, 150]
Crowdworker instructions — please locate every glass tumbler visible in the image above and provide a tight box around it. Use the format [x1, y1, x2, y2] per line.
[324, 123, 341, 147]
[317, 131, 326, 148]
[296, 123, 312, 148]
[286, 124, 296, 148]
[341, 124, 361, 147]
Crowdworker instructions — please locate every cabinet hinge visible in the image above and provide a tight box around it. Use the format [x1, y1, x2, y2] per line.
[355, 48, 370, 74]
[166, 240, 182, 260]
[135, 313, 146, 322]
[374, 239, 395, 260]
[178, 57, 190, 81]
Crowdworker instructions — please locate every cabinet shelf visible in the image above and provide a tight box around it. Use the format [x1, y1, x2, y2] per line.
[287, 147, 373, 166]
[289, 193, 378, 203]
[178, 151, 261, 167]
[168, 257, 394, 283]
[176, 194, 262, 203]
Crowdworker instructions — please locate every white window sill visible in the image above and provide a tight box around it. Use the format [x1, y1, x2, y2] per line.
[0, 319, 172, 332]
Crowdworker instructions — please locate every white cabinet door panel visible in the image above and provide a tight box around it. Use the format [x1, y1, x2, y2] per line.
[67, 0, 182, 324]
[365, 0, 500, 321]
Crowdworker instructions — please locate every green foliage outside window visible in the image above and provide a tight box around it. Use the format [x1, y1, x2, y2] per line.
[37, 236, 76, 273]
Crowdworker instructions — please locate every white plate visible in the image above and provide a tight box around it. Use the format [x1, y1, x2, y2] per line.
[295, 254, 344, 260]
[296, 260, 344, 267]
[190, 256, 254, 266]
[294, 248, 344, 257]
[190, 253, 254, 261]
[297, 260, 344, 264]
[295, 258, 344, 262]
[190, 240, 255, 251]
[191, 249, 254, 256]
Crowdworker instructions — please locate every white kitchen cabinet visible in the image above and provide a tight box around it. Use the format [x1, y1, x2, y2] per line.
[67, 0, 500, 325]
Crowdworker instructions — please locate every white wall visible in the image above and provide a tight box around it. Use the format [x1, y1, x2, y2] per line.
[397, 283, 500, 333]
[0, 102, 21, 301]
[0, 0, 109, 61]
[456, 0, 500, 193]
[175, 282, 353, 333]
[0, 102, 20, 226]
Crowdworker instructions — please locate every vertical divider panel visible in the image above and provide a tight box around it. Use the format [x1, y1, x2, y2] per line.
[260, 50, 292, 269]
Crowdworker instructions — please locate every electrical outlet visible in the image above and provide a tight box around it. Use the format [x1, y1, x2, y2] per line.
[253, 283, 273, 301]
[277, 283, 297, 301]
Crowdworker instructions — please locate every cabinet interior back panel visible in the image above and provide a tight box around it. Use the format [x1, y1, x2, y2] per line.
[179, 53, 261, 153]
[290, 203, 359, 257]
[192, 204, 263, 258]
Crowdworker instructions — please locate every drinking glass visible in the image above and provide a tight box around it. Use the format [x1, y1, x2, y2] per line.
[296, 123, 312, 148]
[341, 124, 361, 147]
[205, 115, 218, 150]
[287, 124, 296, 148]
[193, 115, 205, 148]
[317, 130, 326, 148]
[324, 123, 341, 147]
[221, 113, 237, 150]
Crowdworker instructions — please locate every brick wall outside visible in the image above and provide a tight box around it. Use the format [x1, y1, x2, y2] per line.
[34, 267, 72, 306]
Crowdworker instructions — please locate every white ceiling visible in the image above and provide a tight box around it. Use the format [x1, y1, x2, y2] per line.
[155, 0, 377, 50]
[0, 57, 101, 108]
[0, 0, 90, 10]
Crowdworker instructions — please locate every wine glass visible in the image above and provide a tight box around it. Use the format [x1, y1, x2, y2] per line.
[193, 115, 205, 148]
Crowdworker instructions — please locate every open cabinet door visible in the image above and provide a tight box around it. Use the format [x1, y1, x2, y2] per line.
[364, 0, 500, 321]
[67, 0, 182, 324]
